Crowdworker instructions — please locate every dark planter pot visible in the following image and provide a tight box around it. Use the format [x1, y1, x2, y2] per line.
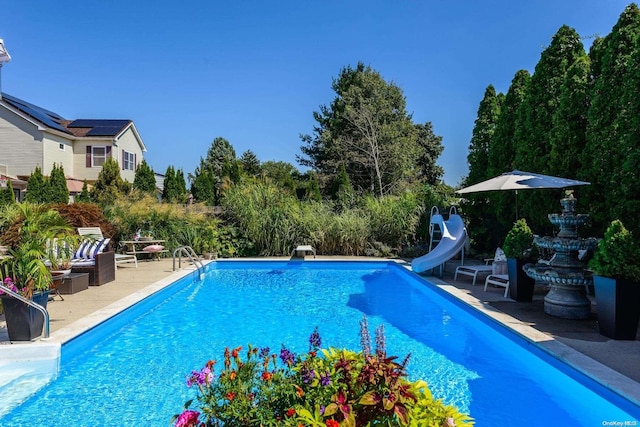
[593, 275, 640, 340]
[507, 258, 536, 302]
[0, 290, 50, 341]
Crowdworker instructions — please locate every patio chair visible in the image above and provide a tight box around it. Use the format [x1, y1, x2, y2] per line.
[77, 227, 137, 269]
[454, 247, 506, 286]
[484, 274, 510, 298]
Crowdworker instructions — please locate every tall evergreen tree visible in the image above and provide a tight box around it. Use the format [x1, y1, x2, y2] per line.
[513, 25, 587, 232]
[464, 85, 502, 187]
[462, 85, 503, 252]
[582, 4, 640, 233]
[90, 157, 127, 207]
[549, 55, 590, 179]
[487, 70, 531, 235]
[75, 180, 92, 203]
[488, 70, 531, 177]
[305, 173, 322, 202]
[25, 166, 47, 203]
[330, 164, 355, 210]
[239, 150, 261, 178]
[162, 166, 177, 203]
[191, 158, 217, 205]
[298, 62, 426, 197]
[175, 168, 188, 203]
[48, 163, 69, 204]
[133, 159, 157, 195]
[0, 179, 16, 206]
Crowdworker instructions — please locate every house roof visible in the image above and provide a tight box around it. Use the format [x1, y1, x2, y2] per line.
[1, 92, 132, 138]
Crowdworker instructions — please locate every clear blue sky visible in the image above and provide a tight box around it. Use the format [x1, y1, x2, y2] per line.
[1, 1, 632, 186]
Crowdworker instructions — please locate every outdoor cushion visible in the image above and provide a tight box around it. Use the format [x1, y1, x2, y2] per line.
[74, 238, 110, 260]
[143, 244, 164, 253]
[492, 247, 507, 275]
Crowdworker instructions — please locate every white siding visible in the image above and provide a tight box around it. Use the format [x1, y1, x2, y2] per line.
[42, 134, 74, 176]
[115, 127, 144, 182]
[0, 106, 45, 177]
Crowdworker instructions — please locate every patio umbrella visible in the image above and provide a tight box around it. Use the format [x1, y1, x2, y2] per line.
[456, 170, 590, 218]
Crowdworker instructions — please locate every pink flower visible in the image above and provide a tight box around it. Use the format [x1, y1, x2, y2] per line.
[174, 410, 200, 427]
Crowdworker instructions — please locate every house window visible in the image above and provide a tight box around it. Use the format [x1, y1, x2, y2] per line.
[59, 143, 65, 150]
[123, 151, 135, 171]
[92, 146, 107, 167]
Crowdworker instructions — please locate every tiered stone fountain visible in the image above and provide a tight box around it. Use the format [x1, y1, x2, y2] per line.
[525, 191, 599, 319]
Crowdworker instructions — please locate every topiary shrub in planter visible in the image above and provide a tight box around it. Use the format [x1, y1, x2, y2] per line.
[503, 219, 537, 302]
[588, 220, 640, 340]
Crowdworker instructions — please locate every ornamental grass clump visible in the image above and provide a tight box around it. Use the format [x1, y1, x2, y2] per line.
[173, 318, 473, 427]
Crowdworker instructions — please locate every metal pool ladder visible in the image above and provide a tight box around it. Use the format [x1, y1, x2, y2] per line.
[173, 246, 205, 280]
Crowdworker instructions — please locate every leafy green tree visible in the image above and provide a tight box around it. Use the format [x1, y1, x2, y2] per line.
[48, 163, 69, 204]
[90, 157, 128, 207]
[239, 150, 261, 178]
[261, 160, 299, 194]
[582, 4, 640, 234]
[75, 180, 92, 203]
[414, 122, 444, 186]
[24, 166, 47, 203]
[133, 159, 157, 195]
[298, 62, 427, 197]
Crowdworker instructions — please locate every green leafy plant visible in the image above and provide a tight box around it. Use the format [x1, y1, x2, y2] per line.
[0, 203, 75, 298]
[502, 219, 536, 259]
[588, 219, 640, 281]
[172, 318, 473, 427]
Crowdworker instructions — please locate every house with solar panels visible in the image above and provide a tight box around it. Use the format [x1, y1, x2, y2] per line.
[0, 92, 147, 200]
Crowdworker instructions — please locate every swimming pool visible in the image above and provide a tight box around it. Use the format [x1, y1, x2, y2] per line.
[1, 261, 639, 425]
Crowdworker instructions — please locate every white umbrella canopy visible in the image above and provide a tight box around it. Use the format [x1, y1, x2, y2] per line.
[456, 170, 590, 219]
[456, 170, 590, 194]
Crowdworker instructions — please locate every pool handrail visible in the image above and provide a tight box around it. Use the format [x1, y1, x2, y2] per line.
[172, 246, 204, 279]
[0, 283, 50, 339]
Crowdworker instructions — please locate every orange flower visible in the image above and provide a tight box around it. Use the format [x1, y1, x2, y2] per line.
[225, 391, 236, 401]
[261, 371, 272, 381]
[206, 360, 216, 369]
[231, 346, 242, 358]
[326, 420, 339, 427]
[294, 385, 305, 397]
[309, 351, 317, 358]
[229, 370, 237, 380]
[286, 408, 296, 417]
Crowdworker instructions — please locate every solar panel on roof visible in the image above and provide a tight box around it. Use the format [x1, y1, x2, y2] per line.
[68, 119, 129, 128]
[2, 93, 70, 134]
[86, 126, 127, 136]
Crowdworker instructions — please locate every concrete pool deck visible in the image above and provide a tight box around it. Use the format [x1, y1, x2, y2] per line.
[1, 256, 639, 407]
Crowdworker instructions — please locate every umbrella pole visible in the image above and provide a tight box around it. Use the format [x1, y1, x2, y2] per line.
[515, 190, 518, 220]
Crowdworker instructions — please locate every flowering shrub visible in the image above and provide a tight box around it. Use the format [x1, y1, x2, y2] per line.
[0, 277, 29, 298]
[173, 318, 474, 427]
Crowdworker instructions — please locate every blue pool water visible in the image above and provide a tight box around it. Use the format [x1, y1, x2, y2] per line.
[1, 261, 639, 426]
